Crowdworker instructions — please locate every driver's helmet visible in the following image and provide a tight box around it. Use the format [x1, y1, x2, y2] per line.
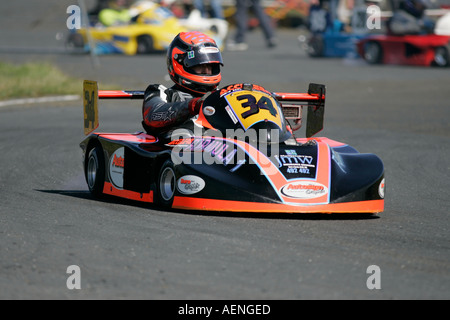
[167, 31, 223, 95]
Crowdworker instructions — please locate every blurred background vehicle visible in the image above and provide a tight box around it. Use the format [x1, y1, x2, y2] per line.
[67, 0, 228, 54]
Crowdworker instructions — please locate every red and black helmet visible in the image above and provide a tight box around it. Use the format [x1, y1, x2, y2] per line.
[167, 31, 223, 95]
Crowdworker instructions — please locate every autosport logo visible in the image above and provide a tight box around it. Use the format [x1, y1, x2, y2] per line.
[280, 181, 328, 199]
[109, 147, 125, 189]
[177, 175, 205, 195]
[112, 154, 124, 168]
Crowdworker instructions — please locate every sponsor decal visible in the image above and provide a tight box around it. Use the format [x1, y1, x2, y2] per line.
[274, 154, 314, 167]
[203, 106, 216, 116]
[187, 51, 195, 59]
[225, 105, 238, 124]
[219, 83, 272, 96]
[151, 110, 175, 123]
[273, 153, 316, 177]
[224, 90, 283, 131]
[199, 47, 220, 54]
[281, 181, 328, 199]
[109, 147, 125, 189]
[378, 178, 385, 199]
[177, 175, 205, 195]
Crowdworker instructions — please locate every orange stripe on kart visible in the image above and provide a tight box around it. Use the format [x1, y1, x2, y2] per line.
[103, 182, 153, 203]
[231, 138, 331, 205]
[98, 133, 157, 143]
[172, 197, 384, 214]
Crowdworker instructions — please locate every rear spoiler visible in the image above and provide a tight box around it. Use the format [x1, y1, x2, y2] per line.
[275, 83, 325, 138]
[84, 80, 325, 137]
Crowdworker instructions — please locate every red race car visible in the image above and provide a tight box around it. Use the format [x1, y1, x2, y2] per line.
[357, 34, 450, 67]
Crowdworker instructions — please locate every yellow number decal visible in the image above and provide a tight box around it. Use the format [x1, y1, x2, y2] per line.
[225, 91, 283, 131]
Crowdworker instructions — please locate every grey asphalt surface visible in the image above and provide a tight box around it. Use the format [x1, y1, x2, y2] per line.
[0, 0, 449, 300]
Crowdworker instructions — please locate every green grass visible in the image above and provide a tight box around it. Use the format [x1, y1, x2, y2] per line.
[0, 61, 82, 100]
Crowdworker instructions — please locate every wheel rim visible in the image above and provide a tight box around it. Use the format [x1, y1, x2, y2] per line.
[87, 153, 98, 189]
[160, 167, 175, 201]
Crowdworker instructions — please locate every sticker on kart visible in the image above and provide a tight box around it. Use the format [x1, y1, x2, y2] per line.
[224, 90, 283, 131]
[109, 147, 125, 189]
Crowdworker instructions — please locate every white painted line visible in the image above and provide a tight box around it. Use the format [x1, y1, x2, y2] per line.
[0, 95, 81, 108]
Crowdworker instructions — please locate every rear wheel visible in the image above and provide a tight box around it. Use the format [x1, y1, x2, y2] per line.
[364, 41, 382, 64]
[85, 145, 105, 197]
[66, 32, 85, 49]
[307, 35, 324, 57]
[433, 45, 450, 67]
[156, 159, 176, 208]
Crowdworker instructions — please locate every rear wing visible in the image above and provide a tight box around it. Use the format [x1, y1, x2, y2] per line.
[275, 83, 325, 138]
[83, 80, 144, 135]
[84, 80, 325, 137]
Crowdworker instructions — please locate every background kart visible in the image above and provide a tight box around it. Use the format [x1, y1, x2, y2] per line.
[357, 3, 450, 66]
[300, 0, 382, 58]
[67, 2, 225, 55]
[81, 81, 384, 214]
[357, 33, 450, 66]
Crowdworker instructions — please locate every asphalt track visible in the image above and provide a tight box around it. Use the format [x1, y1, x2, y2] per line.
[0, 0, 449, 300]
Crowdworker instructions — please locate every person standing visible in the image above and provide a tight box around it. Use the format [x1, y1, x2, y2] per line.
[193, 0, 225, 19]
[228, 0, 277, 51]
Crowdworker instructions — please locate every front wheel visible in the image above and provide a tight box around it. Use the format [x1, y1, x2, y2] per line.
[155, 159, 176, 208]
[433, 45, 450, 67]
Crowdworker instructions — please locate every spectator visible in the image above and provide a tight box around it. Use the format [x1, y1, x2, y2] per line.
[193, 0, 225, 19]
[98, 0, 132, 27]
[388, 0, 435, 35]
[227, 0, 277, 51]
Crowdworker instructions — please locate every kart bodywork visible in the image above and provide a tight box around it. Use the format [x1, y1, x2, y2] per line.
[80, 81, 385, 214]
[357, 34, 450, 66]
[301, 0, 378, 58]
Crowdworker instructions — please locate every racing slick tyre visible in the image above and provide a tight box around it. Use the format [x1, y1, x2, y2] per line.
[85, 145, 105, 197]
[432, 45, 450, 67]
[156, 159, 176, 208]
[364, 41, 382, 64]
[136, 35, 154, 54]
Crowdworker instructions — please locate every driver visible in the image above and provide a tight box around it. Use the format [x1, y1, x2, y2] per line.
[142, 31, 224, 135]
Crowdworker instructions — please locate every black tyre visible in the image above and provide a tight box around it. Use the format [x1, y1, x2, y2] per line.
[432, 45, 450, 67]
[85, 145, 105, 197]
[156, 159, 176, 208]
[307, 35, 324, 57]
[364, 41, 382, 64]
[136, 35, 154, 54]
[66, 32, 85, 49]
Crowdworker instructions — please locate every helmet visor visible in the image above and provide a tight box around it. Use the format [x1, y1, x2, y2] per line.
[183, 43, 223, 69]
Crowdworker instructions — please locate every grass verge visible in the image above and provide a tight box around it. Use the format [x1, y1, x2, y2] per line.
[0, 61, 82, 100]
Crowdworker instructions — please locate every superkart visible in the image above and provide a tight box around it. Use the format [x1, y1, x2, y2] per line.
[80, 81, 385, 214]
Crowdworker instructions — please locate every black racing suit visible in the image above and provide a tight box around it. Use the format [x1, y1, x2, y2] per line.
[142, 84, 203, 136]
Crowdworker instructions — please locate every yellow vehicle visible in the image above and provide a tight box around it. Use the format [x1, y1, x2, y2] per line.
[67, 2, 188, 55]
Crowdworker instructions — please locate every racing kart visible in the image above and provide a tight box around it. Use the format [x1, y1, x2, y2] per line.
[356, 4, 450, 67]
[357, 33, 450, 67]
[80, 81, 385, 214]
[300, 0, 383, 58]
[67, 1, 225, 55]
